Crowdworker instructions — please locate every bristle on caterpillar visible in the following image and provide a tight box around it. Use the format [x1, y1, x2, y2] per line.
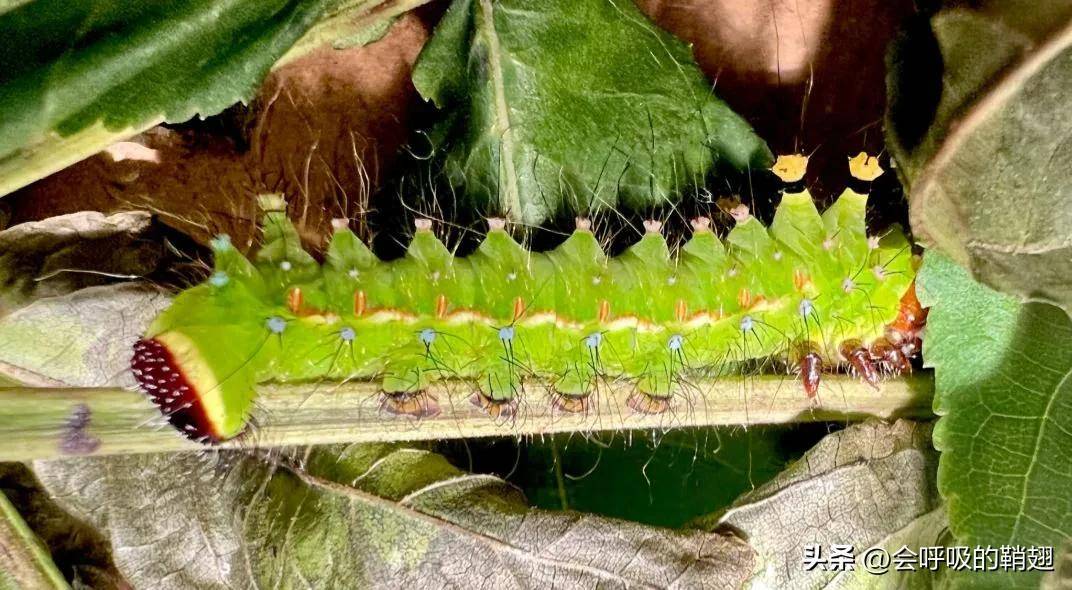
[133, 154, 922, 442]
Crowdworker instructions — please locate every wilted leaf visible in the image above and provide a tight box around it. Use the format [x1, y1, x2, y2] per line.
[917, 251, 1072, 589]
[887, 5, 1072, 315]
[702, 420, 941, 588]
[825, 506, 950, 590]
[33, 444, 754, 589]
[0, 284, 169, 387]
[0, 210, 160, 316]
[411, 0, 772, 225]
[0, 462, 125, 589]
[1042, 539, 1072, 590]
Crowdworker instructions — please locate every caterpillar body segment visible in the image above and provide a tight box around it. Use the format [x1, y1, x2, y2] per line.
[133, 156, 920, 442]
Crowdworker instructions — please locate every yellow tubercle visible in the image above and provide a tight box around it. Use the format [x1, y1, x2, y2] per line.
[772, 154, 808, 183]
[848, 152, 883, 181]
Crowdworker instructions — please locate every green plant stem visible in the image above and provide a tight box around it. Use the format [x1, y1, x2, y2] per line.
[0, 374, 934, 461]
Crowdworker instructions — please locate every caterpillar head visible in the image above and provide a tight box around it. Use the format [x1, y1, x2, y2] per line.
[132, 336, 236, 442]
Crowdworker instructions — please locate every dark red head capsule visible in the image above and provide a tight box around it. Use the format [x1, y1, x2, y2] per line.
[131, 338, 220, 442]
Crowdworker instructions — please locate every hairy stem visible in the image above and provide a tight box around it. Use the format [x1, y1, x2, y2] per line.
[0, 374, 934, 461]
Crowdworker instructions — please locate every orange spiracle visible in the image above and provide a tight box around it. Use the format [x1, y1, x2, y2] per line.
[598, 300, 610, 323]
[286, 287, 303, 314]
[353, 290, 367, 317]
[435, 294, 448, 319]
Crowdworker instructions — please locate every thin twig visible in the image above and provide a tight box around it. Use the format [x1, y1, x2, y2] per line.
[0, 373, 934, 461]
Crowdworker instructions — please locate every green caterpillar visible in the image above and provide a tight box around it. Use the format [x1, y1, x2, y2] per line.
[132, 154, 921, 442]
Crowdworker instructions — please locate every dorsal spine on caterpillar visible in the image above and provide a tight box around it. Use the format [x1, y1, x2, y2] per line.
[132, 154, 921, 442]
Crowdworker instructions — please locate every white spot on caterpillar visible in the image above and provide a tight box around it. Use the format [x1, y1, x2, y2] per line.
[209, 272, 229, 287]
[210, 234, 231, 251]
[822, 237, 835, 251]
[667, 334, 684, 351]
[585, 332, 602, 349]
[592, 276, 601, 285]
[842, 278, 855, 293]
[498, 326, 515, 342]
[340, 327, 356, 342]
[740, 316, 754, 332]
[348, 268, 359, 279]
[431, 271, 441, 283]
[267, 316, 287, 334]
[419, 328, 436, 346]
[507, 272, 517, 282]
[867, 235, 881, 250]
[872, 266, 887, 281]
[279, 261, 292, 271]
[727, 267, 739, 278]
[773, 251, 783, 261]
[798, 298, 814, 317]
[667, 276, 677, 285]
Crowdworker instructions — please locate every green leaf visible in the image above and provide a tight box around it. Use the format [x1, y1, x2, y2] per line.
[917, 251, 1072, 589]
[886, 6, 1072, 315]
[411, 0, 772, 225]
[0, 0, 417, 198]
[703, 420, 942, 589]
[32, 444, 756, 588]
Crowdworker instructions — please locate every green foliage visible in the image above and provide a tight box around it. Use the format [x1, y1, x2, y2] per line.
[411, 0, 771, 224]
[0, 0, 406, 198]
[918, 251, 1072, 589]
